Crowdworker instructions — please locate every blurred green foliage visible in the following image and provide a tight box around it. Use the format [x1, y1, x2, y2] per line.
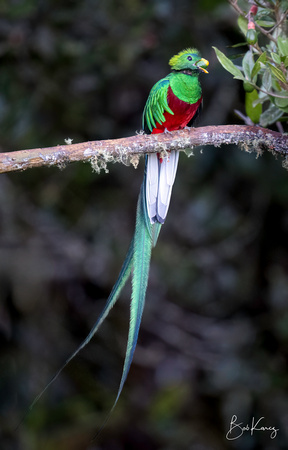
[1, 1, 288, 450]
[214, 0, 288, 127]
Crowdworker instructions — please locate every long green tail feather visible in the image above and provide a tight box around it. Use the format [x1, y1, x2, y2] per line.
[110, 181, 153, 411]
[27, 163, 159, 428]
[91, 183, 155, 440]
[27, 236, 134, 411]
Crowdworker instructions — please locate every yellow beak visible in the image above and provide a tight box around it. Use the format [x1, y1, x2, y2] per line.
[196, 58, 209, 73]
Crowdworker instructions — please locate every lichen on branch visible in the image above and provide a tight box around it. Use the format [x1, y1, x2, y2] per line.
[0, 125, 287, 174]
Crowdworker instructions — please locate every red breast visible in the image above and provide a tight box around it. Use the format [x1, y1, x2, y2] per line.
[152, 86, 202, 134]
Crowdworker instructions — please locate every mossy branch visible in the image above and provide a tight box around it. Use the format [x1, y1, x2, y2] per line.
[1, 125, 288, 174]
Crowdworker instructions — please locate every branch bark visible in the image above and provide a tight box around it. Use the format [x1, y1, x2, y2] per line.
[1, 125, 287, 174]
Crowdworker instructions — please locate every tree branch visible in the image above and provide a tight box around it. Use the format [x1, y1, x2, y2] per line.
[1, 125, 288, 174]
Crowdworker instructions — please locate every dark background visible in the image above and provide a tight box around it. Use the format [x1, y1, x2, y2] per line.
[1, 1, 288, 449]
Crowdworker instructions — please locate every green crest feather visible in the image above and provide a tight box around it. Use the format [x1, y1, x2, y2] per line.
[169, 48, 199, 68]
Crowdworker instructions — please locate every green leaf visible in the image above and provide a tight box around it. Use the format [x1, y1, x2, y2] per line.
[277, 37, 288, 57]
[279, 0, 288, 13]
[251, 62, 261, 81]
[257, 52, 267, 64]
[271, 52, 281, 64]
[252, 95, 268, 106]
[213, 47, 244, 80]
[277, 115, 288, 122]
[261, 69, 272, 91]
[243, 51, 254, 79]
[256, 20, 275, 27]
[230, 42, 248, 48]
[237, 15, 248, 36]
[245, 89, 262, 124]
[229, 53, 246, 60]
[278, 105, 288, 113]
[250, 52, 267, 81]
[273, 93, 288, 112]
[267, 63, 287, 83]
[260, 104, 284, 127]
[256, 7, 273, 18]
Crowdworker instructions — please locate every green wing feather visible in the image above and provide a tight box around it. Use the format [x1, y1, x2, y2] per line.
[142, 77, 173, 132]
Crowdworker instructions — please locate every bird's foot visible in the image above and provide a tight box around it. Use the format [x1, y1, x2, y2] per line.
[164, 128, 173, 134]
[184, 126, 196, 131]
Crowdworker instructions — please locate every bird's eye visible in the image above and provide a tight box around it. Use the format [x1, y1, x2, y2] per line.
[187, 56, 192, 61]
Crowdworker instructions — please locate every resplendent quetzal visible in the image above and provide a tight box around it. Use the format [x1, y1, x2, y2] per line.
[30, 48, 209, 417]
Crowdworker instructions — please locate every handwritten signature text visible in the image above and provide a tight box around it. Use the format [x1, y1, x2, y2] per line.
[226, 415, 279, 440]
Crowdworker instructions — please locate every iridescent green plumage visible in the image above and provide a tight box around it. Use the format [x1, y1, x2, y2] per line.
[27, 49, 209, 432]
[27, 171, 160, 419]
[142, 78, 173, 131]
[143, 48, 208, 134]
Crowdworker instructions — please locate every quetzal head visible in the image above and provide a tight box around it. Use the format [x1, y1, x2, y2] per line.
[169, 48, 209, 74]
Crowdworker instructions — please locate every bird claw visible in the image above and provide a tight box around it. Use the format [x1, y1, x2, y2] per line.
[184, 126, 196, 131]
[164, 128, 173, 134]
